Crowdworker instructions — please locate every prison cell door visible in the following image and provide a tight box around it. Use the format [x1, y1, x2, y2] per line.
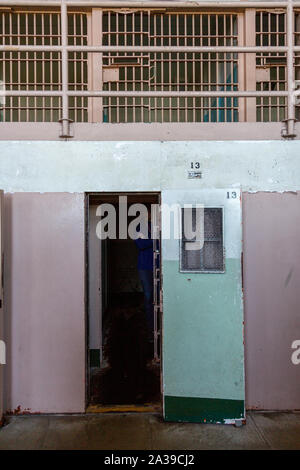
[161, 189, 245, 424]
[0, 190, 4, 424]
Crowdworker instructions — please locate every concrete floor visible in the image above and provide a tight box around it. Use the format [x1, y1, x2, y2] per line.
[0, 411, 300, 450]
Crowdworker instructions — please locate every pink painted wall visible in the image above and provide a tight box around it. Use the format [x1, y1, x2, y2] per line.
[3, 193, 85, 413]
[243, 192, 300, 410]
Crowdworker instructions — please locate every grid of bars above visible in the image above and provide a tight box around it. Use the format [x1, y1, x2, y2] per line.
[255, 10, 300, 122]
[0, 8, 299, 124]
[102, 11, 239, 123]
[256, 10, 287, 122]
[0, 11, 88, 122]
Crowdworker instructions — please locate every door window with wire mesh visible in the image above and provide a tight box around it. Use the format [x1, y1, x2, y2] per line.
[180, 207, 224, 273]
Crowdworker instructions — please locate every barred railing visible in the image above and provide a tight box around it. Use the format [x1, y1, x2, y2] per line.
[0, 1, 299, 138]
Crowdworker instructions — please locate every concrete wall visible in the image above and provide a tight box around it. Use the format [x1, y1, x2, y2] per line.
[0, 141, 300, 193]
[0, 140, 300, 412]
[3, 193, 85, 413]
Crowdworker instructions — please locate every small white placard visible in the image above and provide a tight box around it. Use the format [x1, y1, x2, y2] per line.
[256, 67, 270, 82]
[188, 171, 202, 179]
[103, 68, 120, 83]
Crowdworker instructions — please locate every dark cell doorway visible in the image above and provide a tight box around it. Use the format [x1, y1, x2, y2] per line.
[86, 193, 162, 410]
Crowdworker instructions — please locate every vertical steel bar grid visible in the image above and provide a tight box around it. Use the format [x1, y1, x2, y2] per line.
[0, 2, 298, 136]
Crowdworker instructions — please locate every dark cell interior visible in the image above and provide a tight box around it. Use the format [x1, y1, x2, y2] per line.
[88, 194, 161, 407]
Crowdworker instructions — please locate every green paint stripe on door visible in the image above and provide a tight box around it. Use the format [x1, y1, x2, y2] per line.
[164, 396, 244, 424]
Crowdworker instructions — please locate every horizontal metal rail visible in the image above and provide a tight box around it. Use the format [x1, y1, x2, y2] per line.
[0, 90, 289, 97]
[0, 1, 298, 8]
[70, 90, 289, 97]
[0, 45, 291, 53]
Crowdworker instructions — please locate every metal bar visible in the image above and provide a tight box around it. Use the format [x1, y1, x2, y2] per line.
[50, 12, 54, 122]
[17, 12, 21, 123]
[0, 1, 295, 8]
[60, 0, 69, 136]
[208, 15, 212, 121]
[295, 8, 300, 123]
[68, 90, 289, 97]
[154, 11, 157, 123]
[42, 11, 45, 122]
[33, 12, 37, 122]
[116, 11, 120, 124]
[268, 11, 271, 122]
[107, 9, 111, 122]
[249, 9, 262, 121]
[0, 45, 291, 52]
[0, 90, 289, 97]
[90, 9, 103, 123]
[287, 0, 295, 135]
[276, 12, 280, 122]
[25, 10, 29, 123]
[124, 8, 128, 124]
[176, 12, 179, 122]
[87, 11, 93, 121]
[237, 12, 245, 122]
[72, 12, 76, 122]
[8, 13, 13, 122]
[184, 12, 187, 123]
[192, 12, 195, 123]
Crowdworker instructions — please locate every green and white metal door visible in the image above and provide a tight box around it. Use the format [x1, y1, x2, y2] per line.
[161, 189, 245, 424]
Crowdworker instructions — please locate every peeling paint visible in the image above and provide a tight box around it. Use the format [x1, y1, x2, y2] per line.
[5, 405, 34, 416]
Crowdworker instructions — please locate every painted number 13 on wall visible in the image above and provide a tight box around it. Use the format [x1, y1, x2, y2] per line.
[190, 162, 200, 169]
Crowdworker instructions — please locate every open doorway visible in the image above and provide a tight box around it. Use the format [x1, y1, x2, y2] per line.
[86, 192, 162, 411]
